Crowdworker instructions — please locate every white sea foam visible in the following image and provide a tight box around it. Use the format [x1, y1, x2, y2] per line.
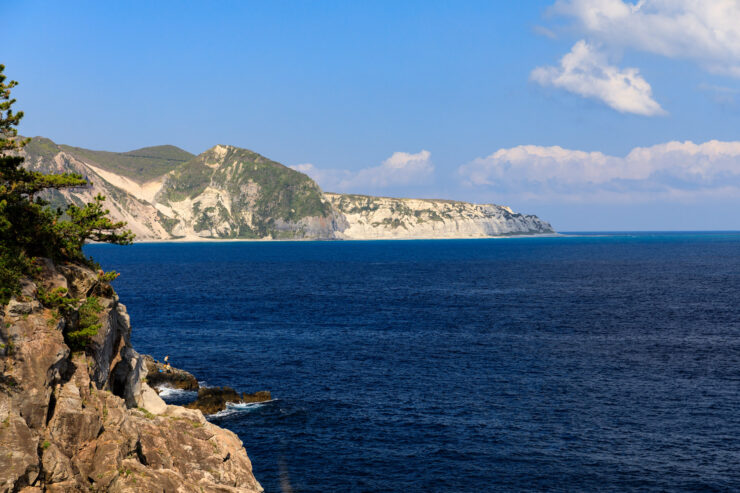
[156, 386, 197, 400]
[206, 400, 276, 419]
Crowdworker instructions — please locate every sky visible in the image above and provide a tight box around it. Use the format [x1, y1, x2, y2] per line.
[5, 0, 740, 231]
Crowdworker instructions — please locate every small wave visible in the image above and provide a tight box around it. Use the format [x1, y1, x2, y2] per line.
[207, 399, 277, 419]
[157, 386, 197, 400]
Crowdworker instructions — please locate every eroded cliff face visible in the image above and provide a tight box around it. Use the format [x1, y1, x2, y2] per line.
[326, 193, 554, 239]
[0, 261, 262, 493]
[22, 147, 172, 241]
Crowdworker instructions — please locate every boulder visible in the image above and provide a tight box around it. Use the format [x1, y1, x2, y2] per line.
[41, 442, 74, 484]
[137, 383, 167, 415]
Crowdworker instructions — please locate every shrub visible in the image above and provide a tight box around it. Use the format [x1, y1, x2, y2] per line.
[38, 287, 78, 313]
[65, 296, 104, 350]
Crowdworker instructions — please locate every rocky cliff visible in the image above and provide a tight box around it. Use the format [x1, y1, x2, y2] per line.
[21, 137, 554, 240]
[0, 260, 262, 492]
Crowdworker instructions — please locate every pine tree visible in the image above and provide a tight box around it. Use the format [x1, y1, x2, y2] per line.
[0, 64, 134, 304]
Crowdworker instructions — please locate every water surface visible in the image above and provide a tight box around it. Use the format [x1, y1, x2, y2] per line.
[87, 233, 740, 492]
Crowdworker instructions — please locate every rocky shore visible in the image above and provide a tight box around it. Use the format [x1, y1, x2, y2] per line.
[142, 357, 271, 416]
[0, 260, 263, 492]
[142, 355, 198, 391]
[185, 388, 272, 416]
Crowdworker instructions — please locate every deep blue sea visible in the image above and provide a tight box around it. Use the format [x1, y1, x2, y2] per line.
[86, 233, 740, 492]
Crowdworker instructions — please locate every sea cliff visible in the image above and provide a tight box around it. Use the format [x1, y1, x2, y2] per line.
[0, 260, 262, 492]
[326, 193, 553, 239]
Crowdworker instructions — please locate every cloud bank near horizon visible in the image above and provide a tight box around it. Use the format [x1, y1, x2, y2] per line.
[459, 139, 740, 203]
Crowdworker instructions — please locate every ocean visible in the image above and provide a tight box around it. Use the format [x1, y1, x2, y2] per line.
[86, 232, 740, 492]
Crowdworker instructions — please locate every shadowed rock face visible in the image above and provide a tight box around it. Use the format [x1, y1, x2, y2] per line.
[0, 260, 263, 492]
[185, 387, 272, 415]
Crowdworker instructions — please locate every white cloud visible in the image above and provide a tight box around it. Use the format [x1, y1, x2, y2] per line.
[459, 139, 740, 202]
[531, 40, 665, 116]
[289, 163, 352, 190]
[551, 0, 740, 76]
[290, 150, 433, 192]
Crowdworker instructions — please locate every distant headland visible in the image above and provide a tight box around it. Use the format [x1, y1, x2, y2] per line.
[22, 137, 555, 241]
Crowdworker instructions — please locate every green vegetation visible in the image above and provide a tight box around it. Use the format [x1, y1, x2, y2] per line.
[41, 440, 51, 450]
[57, 144, 193, 183]
[157, 152, 212, 201]
[193, 204, 230, 234]
[65, 296, 104, 350]
[334, 194, 381, 214]
[38, 287, 77, 312]
[38, 286, 106, 350]
[156, 210, 180, 235]
[160, 145, 334, 237]
[24, 137, 61, 161]
[0, 64, 133, 308]
[23, 135, 192, 184]
[137, 407, 155, 420]
[97, 270, 120, 283]
[333, 194, 448, 224]
[371, 217, 407, 230]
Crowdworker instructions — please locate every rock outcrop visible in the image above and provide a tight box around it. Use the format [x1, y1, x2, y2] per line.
[185, 388, 272, 416]
[142, 355, 199, 392]
[0, 260, 262, 492]
[21, 137, 555, 241]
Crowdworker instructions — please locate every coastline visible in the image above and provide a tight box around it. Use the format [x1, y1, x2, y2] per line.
[127, 232, 566, 244]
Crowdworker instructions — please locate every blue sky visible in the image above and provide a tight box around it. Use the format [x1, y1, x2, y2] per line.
[5, 0, 740, 231]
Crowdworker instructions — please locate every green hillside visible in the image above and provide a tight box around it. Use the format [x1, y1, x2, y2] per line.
[59, 143, 193, 183]
[23, 137, 62, 161]
[24, 137, 194, 183]
[159, 145, 334, 237]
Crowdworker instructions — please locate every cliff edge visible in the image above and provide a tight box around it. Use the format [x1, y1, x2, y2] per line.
[0, 260, 263, 493]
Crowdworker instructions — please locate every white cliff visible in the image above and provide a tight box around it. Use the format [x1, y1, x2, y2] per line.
[326, 193, 554, 239]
